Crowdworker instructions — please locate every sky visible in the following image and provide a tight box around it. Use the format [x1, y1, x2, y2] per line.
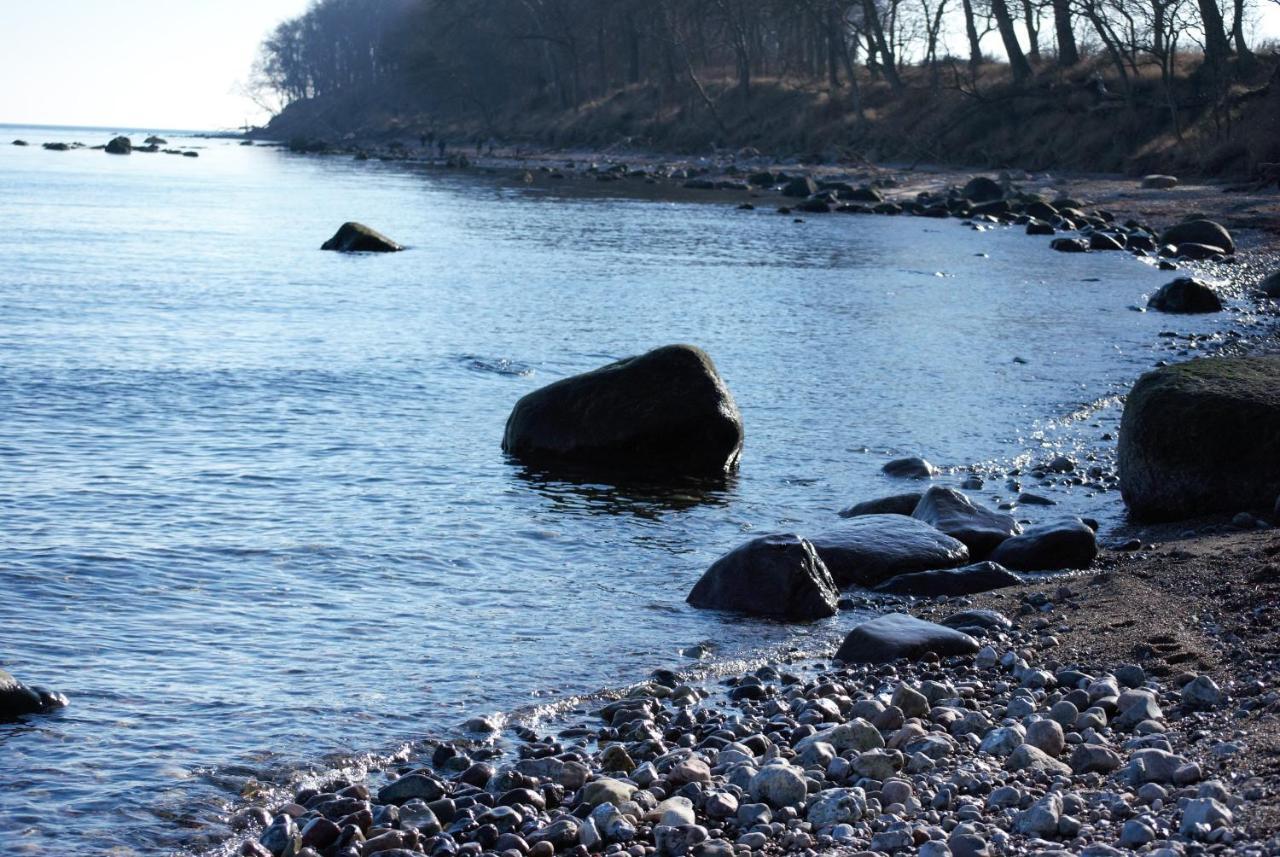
[1, 1, 1278, 132]
[0, 1, 311, 131]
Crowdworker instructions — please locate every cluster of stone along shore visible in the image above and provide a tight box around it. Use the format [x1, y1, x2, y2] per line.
[234, 602, 1265, 857]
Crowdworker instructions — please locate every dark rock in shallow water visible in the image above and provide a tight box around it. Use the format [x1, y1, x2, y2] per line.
[42, 142, 70, 151]
[839, 493, 922, 518]
[835, 613, 979, 663]
[782, 176, 818, 198]
[941, 609, 1013, 634]
[911, 487, 1021, 558]
[1260, 270, 1280, 298]
[11, 139, 28, 146]
[809, 514, 969, 588]
[1118, 357, 1280, 521]
[1089, 232, 1125, 251]
[872, 561, 1021, 596]
[962, 176, 1004, 203]
[687, 534, 838, 620]
[1147, 277, 1223, 313]
[882, 457, 938, 479]
[321, 221, 404, 252]
[144, 135, 167, 145]
[988, 519, 1098, 570]
[1160, 219, 1234, 255]
[105, 136, 132, 155]
[1050, 237, 1090, 253]
[0, 669, 67, 718]
[503, 344, 742, 476]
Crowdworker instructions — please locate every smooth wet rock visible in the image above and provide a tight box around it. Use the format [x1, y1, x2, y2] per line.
[1261, 270, 1280, 298]
[1051, 237, 1089, 253]
[987, 519, 1098, 571]
[882, 457, 938, 479]
[320, 221, 404, 252]
[503, 344, 742, 476]
[1161, 219, 1234, 254]
[1142, 175, 1179, 189]
[940, 609, 1012, 634]
[1118, 356, 1280, 520]
[835, 613, 979, 663]
[838, 493, 923, 518]
[1147, 278, 1223, 313]
[378, 773, 445, 805]
[810, 514, 969, 588]
[0, 669, 66, 718]
[911, 487, 1021, 557]
[872, 560, 1020, 596]
[687, 534, 838, 619]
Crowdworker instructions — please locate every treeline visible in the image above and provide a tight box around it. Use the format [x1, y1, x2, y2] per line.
[251, 0, 1275, 130]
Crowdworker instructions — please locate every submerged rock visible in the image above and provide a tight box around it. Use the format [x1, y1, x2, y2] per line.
[838, 493, 922, 518]
[882, 456, 938, 479]
[1118, 357, 1280, 520]
[320, 221, 404, 252]
[502, 344, 743, 476]
[911, 487, 1021, 557]
[809, 514, 969, 588]
[988, 519, 1098, 570]
[835, 613, 979, 663]
[1147, 278, 1223, 313]
[1160, 219, 1234, 255]
[687, 534, 838, 620]
[872, 561, 1021, 596]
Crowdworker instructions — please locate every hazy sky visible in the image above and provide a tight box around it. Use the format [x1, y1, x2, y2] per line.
[2, 1, 1278, 131]
[1, 1, 310, 131]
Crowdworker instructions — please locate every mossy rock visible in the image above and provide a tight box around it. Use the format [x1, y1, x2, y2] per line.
[1118, 357, 1280, 521]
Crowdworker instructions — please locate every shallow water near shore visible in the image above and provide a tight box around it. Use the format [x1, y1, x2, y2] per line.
[0, 125, 1264, 855]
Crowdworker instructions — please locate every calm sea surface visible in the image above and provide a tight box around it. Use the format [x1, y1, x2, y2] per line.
[0, 124, 1244, 854]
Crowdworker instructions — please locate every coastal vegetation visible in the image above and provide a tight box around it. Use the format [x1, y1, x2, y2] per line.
[248, 0, 1280, 176]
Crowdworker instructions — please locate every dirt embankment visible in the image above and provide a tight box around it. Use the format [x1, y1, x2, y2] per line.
[263, 54, 1280, 182]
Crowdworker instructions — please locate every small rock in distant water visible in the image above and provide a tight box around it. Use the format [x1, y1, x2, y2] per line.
[182, 151, 199, 158]
[105, 136, 132, 155]
[320, 221, 405, 253]
[144, 135, 167, 145]
[43, 142, 70, 151]
[11, 139, 28, 146]
[882, 456, 939, 479]
[1050, 237, 1089, 253]
[1142, 175, 1178, 189]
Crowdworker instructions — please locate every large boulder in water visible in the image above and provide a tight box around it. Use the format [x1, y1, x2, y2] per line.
[1160, 219, 1234, 255]
[1118, 357, 1280, 521]
[1, 669, 68, 719]
[988, 519, 1098, 570]
[871, 561, 1021, 596]
[962, 176, 1004, 203]
[882, 457, 938, 479]
[911, 487, 1021, 558]
[105, 136, 132, 155]
[1261, 270, 1280, 298]
[835, 614, 979, 663]
[687, 534, 838, 620]
[839, 493, 922, 518]
[321, 222, 404, 252]
[503, 345, 743, 476]
[1147, 278, 1223, 313]
[809, 515, 969, 588]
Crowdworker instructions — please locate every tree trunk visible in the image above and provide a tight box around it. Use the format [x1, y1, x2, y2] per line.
[1197, 0, 1233, 71]
[1022, 0, 1041, 61]
[991, 0, 1033, 83]
[1053, 0, 1080, 65]
[960, 0, 984, 71]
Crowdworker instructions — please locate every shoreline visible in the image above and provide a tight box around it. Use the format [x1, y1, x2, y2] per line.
[202, 148, 1280, 857]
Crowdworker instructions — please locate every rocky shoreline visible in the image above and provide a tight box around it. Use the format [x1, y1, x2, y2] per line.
[221, 529, 1280, 857]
